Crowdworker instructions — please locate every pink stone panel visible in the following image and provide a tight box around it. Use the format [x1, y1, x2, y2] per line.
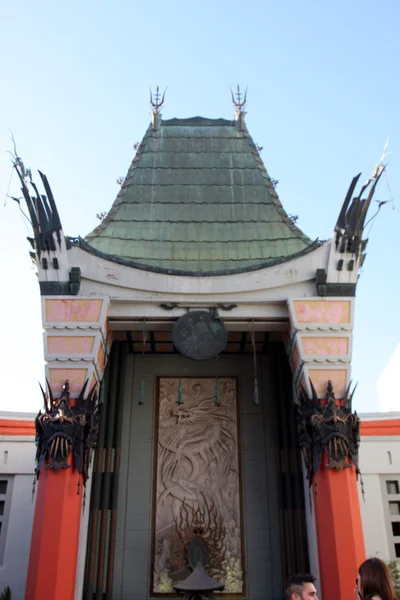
[107, 330, 113, 352]
[302, 337, 349, 356]
[47, 336, 95, 355]
[294, 300, 351, 324]
[48, 369, 88, 394]
[45, 299, 103, 322]
[309, 369, 347, 396]
[97, 344, 105, 374]
[103, 305, 109, 331]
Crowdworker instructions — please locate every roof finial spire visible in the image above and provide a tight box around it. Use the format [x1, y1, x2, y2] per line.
[230, 85, 247, 118]
[150, 86, 167, 114]
[150, 86, 167, 130]
[230, 85, 247, 131]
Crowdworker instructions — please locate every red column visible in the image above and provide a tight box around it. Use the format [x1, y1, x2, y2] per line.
[313, 457, 365, 600]
[25, 459, 82, 600]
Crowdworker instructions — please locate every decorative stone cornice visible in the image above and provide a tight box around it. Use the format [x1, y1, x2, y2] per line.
[39, 267, 81, 296]
[316, 269, 357, 297]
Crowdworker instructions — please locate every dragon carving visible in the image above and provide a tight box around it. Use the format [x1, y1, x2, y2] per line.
[153, 378, 243, 594]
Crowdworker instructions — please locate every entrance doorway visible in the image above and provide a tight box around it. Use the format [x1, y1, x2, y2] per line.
[83, 340, 309, 600]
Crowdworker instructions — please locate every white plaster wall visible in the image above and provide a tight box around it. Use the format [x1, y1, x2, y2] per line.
[0, 437, 36, 599]
[359, 473, 390, 560]
[359, 436, 400, 475]
[358, 434, 400, 561]
[0, 474, 36, 599]
[0, 437, 36, 475]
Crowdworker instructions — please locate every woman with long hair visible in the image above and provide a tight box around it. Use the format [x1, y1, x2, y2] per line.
[356, 558, 399, 600]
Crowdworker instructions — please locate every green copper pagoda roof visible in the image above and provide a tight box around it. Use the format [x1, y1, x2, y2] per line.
[84, 116, 316, 276]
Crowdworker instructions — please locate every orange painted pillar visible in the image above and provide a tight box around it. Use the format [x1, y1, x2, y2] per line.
[25, 459, 82, 600]
[313, 457, 365, 600]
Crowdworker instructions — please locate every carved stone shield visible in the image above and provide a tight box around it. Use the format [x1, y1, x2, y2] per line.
[172, 311, 227, 360]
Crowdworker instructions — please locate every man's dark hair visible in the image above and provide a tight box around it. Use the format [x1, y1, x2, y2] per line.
[284, 574, 316, 600]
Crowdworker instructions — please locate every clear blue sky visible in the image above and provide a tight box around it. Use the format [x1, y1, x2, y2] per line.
[0, 0, 399, 413]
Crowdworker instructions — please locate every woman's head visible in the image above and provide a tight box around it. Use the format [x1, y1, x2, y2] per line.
[358, 558, 398, 600]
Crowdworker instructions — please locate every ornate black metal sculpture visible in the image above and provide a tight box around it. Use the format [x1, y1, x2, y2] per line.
[297, 380, 360, 486]
[12, 152, 63, 258]
[335, 162, 386, 257]
[172, 311, 227, 360]
[9, 143, 81, 295]
[35, 379, 99, 485]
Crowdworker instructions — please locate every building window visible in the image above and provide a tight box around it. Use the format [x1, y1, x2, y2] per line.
[392, 522, 400, 536]
[0, 477, 14, 564]
[386, 480, 400, 495]
[382, 477, 400, 560]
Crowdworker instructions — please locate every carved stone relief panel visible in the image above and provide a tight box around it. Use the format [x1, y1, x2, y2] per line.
[152, 377, 243, 594]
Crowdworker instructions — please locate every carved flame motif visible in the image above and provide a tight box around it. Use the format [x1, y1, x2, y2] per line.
[153, 378, 243, 594]
[171, 501, 226, 573]
[297, 379, 360, 485]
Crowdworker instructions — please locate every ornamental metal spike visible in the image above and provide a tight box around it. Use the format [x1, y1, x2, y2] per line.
[230, 84, 247, 115]
[253, 377, 259, 406]
[309, 378, 319, 407]
[150, 85, 167, 114]
[46, 378, 54, 410]
[31, 476, 36, 502]
[39, 381, 48, 411]
[84, 382, 98, 414]
[177, 378, 183, 405]
[250, 326, 259, 405]
[139, 378, 144, 406]
[77, 378, 89, 408]
[344, 380, 358, 411]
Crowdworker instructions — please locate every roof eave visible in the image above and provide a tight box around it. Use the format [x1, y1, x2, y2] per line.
[71, 236, 321, 278]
